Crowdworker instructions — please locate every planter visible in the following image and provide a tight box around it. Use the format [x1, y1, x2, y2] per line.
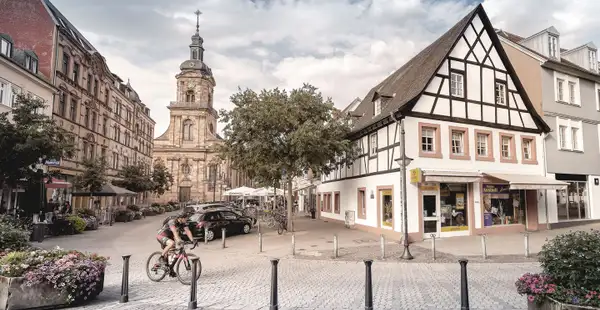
[529, 298, 600, 310]
[0, 273, 104, 310]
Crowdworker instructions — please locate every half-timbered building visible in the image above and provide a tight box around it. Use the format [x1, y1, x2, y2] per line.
[316, 4, 568, 241]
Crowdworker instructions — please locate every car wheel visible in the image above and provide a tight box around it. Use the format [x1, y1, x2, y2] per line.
[242, 223, 251, 234]
[204, 229, 215, 241]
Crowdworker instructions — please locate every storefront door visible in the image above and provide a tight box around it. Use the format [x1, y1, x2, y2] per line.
[422, 192, 440, 238]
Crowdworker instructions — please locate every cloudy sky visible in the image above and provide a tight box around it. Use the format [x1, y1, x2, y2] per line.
[50, 0, 600, 137]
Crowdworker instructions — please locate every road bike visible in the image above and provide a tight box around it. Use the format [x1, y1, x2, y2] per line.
[145, 241, 201, 285]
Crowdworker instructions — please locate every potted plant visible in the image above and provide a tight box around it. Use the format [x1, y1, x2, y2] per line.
[114, 210, 130, 223]
[516, 230, 600, 309]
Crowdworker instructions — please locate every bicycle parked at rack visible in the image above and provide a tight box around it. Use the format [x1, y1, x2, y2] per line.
[277, 214, 288, 235]
[145, 241, 201, 285]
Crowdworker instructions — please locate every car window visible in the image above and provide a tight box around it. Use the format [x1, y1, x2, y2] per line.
[204, 212, 221, 221]
[220, 211, 237, 220]
[189, 214, 202, 222]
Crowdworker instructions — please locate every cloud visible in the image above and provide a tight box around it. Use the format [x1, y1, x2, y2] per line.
[49, 0, 599, 137]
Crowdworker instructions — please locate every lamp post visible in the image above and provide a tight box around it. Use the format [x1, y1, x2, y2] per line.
[212, 165, 217, 202]
[394, 118, 414, 260]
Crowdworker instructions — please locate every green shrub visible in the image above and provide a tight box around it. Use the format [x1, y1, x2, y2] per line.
[158, 207, 166, 214]
[538, 229, 600, 290]
[66, 216, 87, 234]
[151, 203, 160, 207]
[0, 221, 30, 251]
[126, 205, 140, 212]
[76, 208, 96, 217]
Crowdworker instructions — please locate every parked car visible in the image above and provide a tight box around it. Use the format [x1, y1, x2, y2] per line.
[186, 208, 254, 241]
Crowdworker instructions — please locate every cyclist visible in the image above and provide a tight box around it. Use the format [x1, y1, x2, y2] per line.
[156, 211, 195, 266]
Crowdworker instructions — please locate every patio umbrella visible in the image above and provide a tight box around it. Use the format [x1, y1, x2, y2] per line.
[44, 177, 72, 189]
[71, 184, 137, 197]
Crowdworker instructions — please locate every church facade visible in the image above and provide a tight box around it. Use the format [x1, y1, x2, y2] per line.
[152, 12, 234, 203]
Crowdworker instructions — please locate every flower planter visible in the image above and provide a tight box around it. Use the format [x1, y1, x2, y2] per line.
[529, 298, 600, 310]
[0, 273, 104, 310]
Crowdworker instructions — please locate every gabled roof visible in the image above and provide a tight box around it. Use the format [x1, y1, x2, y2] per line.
[350, 5, 480, 132]
[562, 42, 597, 55]
[42, 0, 97, 53]
[341, 97, 362, 114]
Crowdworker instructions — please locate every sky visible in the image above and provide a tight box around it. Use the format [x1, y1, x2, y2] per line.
[50, 0, 600, 137]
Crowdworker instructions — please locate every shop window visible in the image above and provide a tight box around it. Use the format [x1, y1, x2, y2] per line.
[499, 133, 517, 163]
[357, 188, 366, 219]
[439, 183, 468, 232]
[481, 184, 526, 226]
[418, 122, 442, 158]
[334, 192, 340, 214]
[521, 136, 537, 165]
[556, 181, 588, 221]
[379, 188, 393, 228]
[449, 126, 470, 160]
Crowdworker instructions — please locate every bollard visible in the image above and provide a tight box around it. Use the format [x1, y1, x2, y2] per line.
[204, 227, 208, 245]
[480, 234, 487, 260]
[333, 234, 339, 258]
[188, 257, 200, 309]
[430, 234, 437, 261]
[364, 259, 374, 310]
[524, 232, 530, 258]
[269, 259, 279, 310]
[259, 232, 263, 253]
[291, 233, 296, 256]
[221, 228, 226, 249]
[119, 255, 131, 303]
[380, 234, 385, 259]
[459, 259, 470, 310]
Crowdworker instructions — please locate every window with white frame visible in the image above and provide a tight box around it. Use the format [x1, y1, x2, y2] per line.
[549, 35, 558, 58]
[523, 139, 533, 160]
[369, 133, 377, 156]
[495, 82, 506, 105]
[450, 72, 464, 97]
[559, 125, 568, 149]
[10, 86, 21, 107]
[0, 81, 6, 106]
[556, 79, 564, 101]
[568, 82, 576, 104]
[590, 50, 597, 71]
[501, 136, 511, 158]
[557, 118, 584, 151]
[421, 127, 435, 153]
[0, 38, 11, 57]
[571, 127, 580, 150]
[476, 133, 488, 156]
[373, 98, 381, 116]
[451, 130, 464, 155]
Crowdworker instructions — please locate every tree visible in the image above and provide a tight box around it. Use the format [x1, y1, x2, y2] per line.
[0, 94, 75, 189]
[151, 159, 174, 197]
[74, 158, 108, 193]
[112, 162, 154, 193]
[219, 84, 357, 231]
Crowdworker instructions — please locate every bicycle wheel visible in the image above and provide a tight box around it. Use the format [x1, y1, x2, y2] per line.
[146, 251, 168, 282]
[277, 222, 284, 235]
[176, 253, 202, 285]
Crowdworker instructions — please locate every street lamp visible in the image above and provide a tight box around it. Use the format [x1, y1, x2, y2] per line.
[393, 117, 414, 260]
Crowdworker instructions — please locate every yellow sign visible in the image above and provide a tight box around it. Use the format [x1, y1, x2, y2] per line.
[441, 225, 469, 232]
[420, 183, 439, 192]
[410, 168, 422, 183]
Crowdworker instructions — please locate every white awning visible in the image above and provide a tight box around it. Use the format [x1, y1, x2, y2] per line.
[483, 173, 568, 190]
[422, 170, 482, 183]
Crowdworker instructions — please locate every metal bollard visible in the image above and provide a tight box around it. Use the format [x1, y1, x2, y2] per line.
[291, 233, 296, 256]
[364, 259, 374, 310]
[480, 234, 487, 259]
[524, 232, 530, 258]
[459, 259, 470, 310]
[119, 255, 131, 303]
[333, 234, 339, 258]
[259, 232, 263, 253]
[204, 227, 208, 245]
[269, 259, 279, 310]
[221, 228, 226, 249]
[380, 234, 385, 259]
[431, 234, 437, 261]
[188, 257, 200, 309]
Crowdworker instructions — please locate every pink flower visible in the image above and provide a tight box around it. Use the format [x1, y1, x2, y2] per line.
[528, 295, 535, 302]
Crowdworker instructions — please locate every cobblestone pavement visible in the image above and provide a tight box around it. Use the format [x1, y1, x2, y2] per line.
[37, 214, 539, 310]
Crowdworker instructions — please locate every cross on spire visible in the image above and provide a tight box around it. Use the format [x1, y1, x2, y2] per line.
[194, 10, 201, 33]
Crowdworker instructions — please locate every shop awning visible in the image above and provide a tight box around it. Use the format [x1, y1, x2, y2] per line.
[483, 173, 568, 190]
[422, 170, 482, 183]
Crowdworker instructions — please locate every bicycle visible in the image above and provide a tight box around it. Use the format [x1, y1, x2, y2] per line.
[145, 241, 201, 285]
[277, 215, 288, 235]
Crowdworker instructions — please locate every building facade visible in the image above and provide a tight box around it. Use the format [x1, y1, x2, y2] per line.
[152, 12, 231, 203]
[498, 27, 600, 227]
[316, 4, 568, 241]
[0, 0, 155, 206]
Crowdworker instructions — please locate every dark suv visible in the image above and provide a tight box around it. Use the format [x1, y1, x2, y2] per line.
[188, 208, 254, 241]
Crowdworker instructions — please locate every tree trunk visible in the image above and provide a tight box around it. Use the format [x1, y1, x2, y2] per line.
[287, 179, 293, 232]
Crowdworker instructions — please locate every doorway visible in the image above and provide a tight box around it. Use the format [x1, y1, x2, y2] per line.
[422, 193, 440, 238]
[179, 187, 191, 202]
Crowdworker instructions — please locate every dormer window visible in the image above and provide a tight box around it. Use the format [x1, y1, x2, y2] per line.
[24, 55, 38, 73]
[0, 38, 12, 57]
[373, 98, 381, 116]
[589, 50, 597, 71]
[548, 35, 558, 58]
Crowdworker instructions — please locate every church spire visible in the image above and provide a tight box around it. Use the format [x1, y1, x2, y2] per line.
[189, 9, 204, 61]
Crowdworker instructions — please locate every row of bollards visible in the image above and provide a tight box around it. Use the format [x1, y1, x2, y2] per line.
[475, 232, 531, 259]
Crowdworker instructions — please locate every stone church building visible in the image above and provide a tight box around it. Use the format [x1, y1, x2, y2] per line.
[153, 12, 250, 203]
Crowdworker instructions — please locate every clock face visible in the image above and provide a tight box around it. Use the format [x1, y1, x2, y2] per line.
[189, 62, 195, 67]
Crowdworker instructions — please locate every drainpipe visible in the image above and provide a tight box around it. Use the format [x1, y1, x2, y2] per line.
[542, 132, 551, 230]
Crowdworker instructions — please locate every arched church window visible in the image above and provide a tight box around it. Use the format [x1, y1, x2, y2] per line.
[182, 163, 191, 175]
[208, 123, 214, 134]
[186, 90, 195, 103]
[192, 50, 197, 60]
[183, 119, 193, 141]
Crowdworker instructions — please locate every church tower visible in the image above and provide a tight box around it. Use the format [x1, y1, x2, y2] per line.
[153, 10, 225, 203]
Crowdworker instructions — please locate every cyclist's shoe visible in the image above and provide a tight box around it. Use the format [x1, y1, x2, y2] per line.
[159, 255, 167, 266]
[169, 270, 177, 278]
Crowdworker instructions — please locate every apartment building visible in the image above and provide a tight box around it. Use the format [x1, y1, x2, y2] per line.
[498, 26, 600, 228]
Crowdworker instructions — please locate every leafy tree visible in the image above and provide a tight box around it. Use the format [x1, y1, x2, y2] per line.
[112, 162, 154, 193]
[151, 159, 174, 197]
[0, 94, 75, 189]
[74, 157, 108, 193]
[219, 84, 356, 230]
